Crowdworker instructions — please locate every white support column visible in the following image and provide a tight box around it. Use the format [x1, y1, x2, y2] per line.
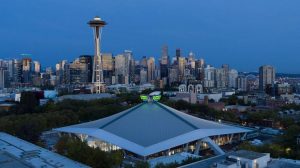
[241, 132, 247, 140]
[184, 143, 189, 152]
[194, 140, 202, 155]
[229, 134, 234, 144]
[201, 137, 225, 155]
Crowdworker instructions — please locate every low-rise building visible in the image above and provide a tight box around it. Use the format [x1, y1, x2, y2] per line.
[57, 93, 115, 101]
[170, 92, 197, 104]
[180, 150, 300, 168]
[198, 93, 223, 102]
[225, 150, 270, 168]
[224, 105, 250, 112]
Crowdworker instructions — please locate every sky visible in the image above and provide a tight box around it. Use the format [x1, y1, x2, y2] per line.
[0, 0, 300, 73]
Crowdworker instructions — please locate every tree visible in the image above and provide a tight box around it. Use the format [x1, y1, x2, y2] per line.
[19, 91, 40, 113]
[55, 136, 123, 168]
[227, 95, 238, 105]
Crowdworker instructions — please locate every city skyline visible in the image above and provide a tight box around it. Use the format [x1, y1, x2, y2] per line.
[1, 0, 300, 73]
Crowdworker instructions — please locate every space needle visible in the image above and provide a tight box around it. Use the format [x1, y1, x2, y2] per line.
[88, 16, 107, 93]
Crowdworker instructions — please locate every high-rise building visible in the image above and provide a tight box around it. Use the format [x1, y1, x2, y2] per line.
[160, 45, 169, 83]
[140, 68, 147, 85]
[187, 52, 196, 76]
[160, 63, 168, 86]
[129, 59, 135, 84]
[161, 45, 169, 65]
[102, 53, 113, 71]
[178, 57, 186, 81]
[147, 57, 155, 83]
[168, 68, 177, 86]
[237, 75, 247, 91]
[133, 61, 140, 83]
[79, 55, 93, 83]
[123, 50, 135, 84]
[215, 68, 226, 88]
[154, 66, 161, 80]
[46, 67, 53, 75]
[22, 57, 32, 84]
[222, 64, 230, 88]
[102, 53, 114, 85]
[204, 65, 215, 88]
[31, 61, 41, 87]
[0, 60, 8, 90]
[7, 60, 13, 79]
[175, 48, 181, 62]
[259, 65, 275, 92]
[12, 59, 22, 85]
[140, 56, 147, 68]
[56, 60, 68, 85]
[33, 61, 41, 74]
[115, 54, 126, 84]
[228, 69, 238, 88]
[69, 58, 89, 84]
[195, 59, 205, 81]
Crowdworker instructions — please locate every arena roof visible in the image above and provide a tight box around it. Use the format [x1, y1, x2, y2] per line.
[55, 102, 251, 156]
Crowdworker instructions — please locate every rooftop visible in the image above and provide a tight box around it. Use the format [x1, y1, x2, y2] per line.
[229, 150, 267, 160]
[0, 151, 32, 168]
[267, 159, 300, 168]
[0, 132, 90, 168]
[55, 102, 251, 156]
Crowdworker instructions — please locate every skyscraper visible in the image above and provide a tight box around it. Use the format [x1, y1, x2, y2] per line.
[176, 48, 181, 62]
[160, 45, 169, 84]
[33, 61, 41, 74]
[22, 57, 32, 84]
[204, 65, 215, 88]
[228, 69, 238, 88]
[215, 68, 226, 88]
[259, 65, 275, 92]
[102, 53, 113, 85]
[88, 16, 106, 93]
[188, 52, 196, 76]
[168, 68, 178, 86]
[147, 57, 155, 83]
[12, 59, 22, 85]
[177, 57, 186, 81]
[79, 55, 93, 83]
[69, 58, 89, 84]
[195, 59, 205, 81]
[140, 56, 147, 69]
[161, 45, 169, 65]
[237, 75, 247, 92]
[56, 60, 68, 85]
[140, 68, 147, 85]
[124, 50, 135, 84]
[115, 54, 126, 84]
[222, 64, 230, 88]
[0, 60, 7, 90]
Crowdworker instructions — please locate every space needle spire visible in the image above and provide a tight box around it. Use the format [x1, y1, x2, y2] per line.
[88, 16, 107, 93]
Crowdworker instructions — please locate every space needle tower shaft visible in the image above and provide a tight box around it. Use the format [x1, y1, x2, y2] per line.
[88, 16, 107, 93]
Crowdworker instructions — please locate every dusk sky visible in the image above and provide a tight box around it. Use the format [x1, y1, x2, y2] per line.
[1, 0, 300, 73]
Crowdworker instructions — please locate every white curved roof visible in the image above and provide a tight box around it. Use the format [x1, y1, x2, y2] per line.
[54, 102, 251, 156]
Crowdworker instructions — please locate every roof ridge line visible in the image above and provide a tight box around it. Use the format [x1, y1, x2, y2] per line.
[99, 102, 145, 129]
[155, 102, 198, 129]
